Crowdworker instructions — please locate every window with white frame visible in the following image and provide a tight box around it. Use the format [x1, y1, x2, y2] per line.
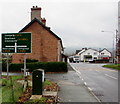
[101, 53, 104, 55]
[94, 52, 97, 55]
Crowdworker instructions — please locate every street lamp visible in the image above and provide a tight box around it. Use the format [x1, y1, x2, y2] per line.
[101, 30, 116, 64]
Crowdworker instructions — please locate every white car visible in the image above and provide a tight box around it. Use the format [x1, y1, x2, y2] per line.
[69, 56, 80, 63]
[73, 56, 80, 63]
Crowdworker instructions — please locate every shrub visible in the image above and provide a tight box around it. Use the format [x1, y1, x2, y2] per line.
[8, 62, 68, 72]
[9, 63, 24, 72]
[2, 59, 12, 72]
[2, 79, 8, 86]
[2, 76, 23, 103]
[2, 59, 8, 71]
[44, 79, 52, 86]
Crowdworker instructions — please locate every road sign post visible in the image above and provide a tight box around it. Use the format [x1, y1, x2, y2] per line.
[7, 53, 9, 79]
[2, 33, 32, 78]
[2, 33, 31, 53]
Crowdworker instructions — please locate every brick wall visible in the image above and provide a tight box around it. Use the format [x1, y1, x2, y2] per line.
[31, 6, 41, 21]
[118, 56, 120, 64]
[12, 21, 60, 63]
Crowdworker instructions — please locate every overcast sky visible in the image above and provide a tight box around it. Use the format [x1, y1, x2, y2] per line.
[0, 0, 119, 54]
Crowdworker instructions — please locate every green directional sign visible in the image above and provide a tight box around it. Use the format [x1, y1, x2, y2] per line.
[2, 33, 32, 53]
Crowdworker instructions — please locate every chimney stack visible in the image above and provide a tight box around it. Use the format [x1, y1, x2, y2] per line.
[31, 6, 42, 21]
[41, 18, 46, 25]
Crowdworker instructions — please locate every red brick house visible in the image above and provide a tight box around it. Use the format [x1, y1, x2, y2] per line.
[12, 6, 64, 63]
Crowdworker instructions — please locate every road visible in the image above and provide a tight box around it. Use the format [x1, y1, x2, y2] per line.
[45, 64, 98, 102]
[70, 62, 118, 102]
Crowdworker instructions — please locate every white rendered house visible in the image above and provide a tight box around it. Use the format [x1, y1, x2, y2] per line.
[99, 48, 112, 59]
[77, 48, 111, 62]
[77, 48, 99, 62]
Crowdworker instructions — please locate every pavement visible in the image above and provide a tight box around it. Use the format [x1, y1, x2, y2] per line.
[45, 64, 98, 102]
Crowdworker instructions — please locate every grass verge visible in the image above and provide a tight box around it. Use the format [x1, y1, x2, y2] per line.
[0, 90, 1, 104]
[2, 75, 23, 103]
[103, 64, 120, 70]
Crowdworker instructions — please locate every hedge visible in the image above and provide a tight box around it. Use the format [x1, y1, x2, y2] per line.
[2, 59, 6, 71]
[2, 62, 68, 72]
[26, 59, 38, 63]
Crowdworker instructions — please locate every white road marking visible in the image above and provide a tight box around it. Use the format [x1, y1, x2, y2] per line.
[88, 87, 92, 91]
[105, 74, 117, 80]
[68, 100, 71, 102]
[76, 73, 82, 79]
[103, 68, 118, 72]
[70, 64, 104, 103]
[90, 90, 102, 103]
[71, 65, 102, 103]
[83, 82, 102, 103]
[84, 82, 87, 86]
[95, 70, 100, 73]
[72, 66, 81, 74]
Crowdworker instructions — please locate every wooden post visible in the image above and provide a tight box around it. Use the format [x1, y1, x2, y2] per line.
[7, 53, 9, 79]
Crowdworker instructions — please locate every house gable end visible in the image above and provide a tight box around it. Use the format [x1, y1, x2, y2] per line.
[19, 18, 63, 50]
[80, 48, 99, 55]
[100, 48, 111, 54]
[19, 18, 61, 40]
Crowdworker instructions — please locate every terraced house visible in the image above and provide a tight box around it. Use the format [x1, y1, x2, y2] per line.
[12, 6, 64, 63]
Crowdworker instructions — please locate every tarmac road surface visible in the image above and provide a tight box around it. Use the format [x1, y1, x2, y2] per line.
[70, 62, 118, 103]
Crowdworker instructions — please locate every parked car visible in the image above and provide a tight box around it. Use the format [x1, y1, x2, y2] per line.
[69, 56, 80, 63]
[69, 56, 74, 63]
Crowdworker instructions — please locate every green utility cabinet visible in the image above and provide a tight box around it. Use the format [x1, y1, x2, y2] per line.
[32, 69, 44, 95]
